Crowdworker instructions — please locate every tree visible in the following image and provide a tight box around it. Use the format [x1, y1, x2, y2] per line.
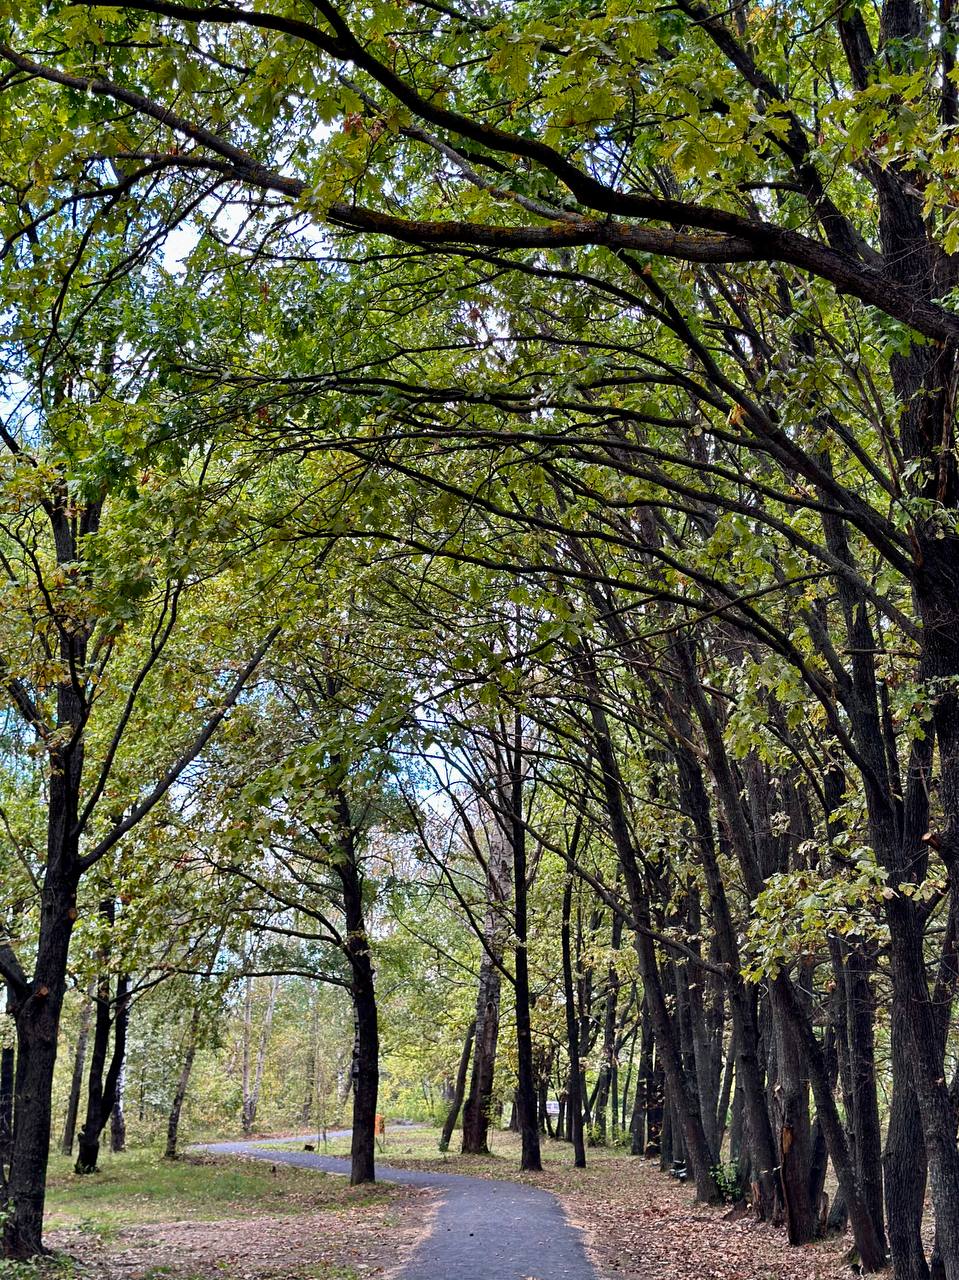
[0, 205, 280, 1249]
[9, 0, 959, 1270]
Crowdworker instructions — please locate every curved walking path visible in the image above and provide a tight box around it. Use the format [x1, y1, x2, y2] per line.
[201, 1136, 597, 1280]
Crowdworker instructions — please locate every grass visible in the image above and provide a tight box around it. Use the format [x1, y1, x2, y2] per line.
[305, 1124, 624, 1162]
[38, 1148, 425, 1280]
[43, 1148, 391, 1236]
[313, 1124, 631, 1177]
[32, 1132, 848, 1280]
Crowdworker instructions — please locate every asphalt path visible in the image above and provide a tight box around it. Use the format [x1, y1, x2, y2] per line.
[200, 1135, 598, 1280]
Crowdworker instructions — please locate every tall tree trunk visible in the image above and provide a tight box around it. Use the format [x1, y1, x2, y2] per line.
[683, 892, 721, 1164]
[4, 871, 81, 1257]
[165, 1003, 202, 1160]
[729, 1077, 744, 1166]
[335, 790, 379, 1187]
[0, 1045, 13, 1173]
[110, 1069, 126, 1153]
[348, 963, 378, 1186]
[462, 947, 502, 1154]
[562, 876, 586, 1168]
[620, 1018, 636, 1134]
[594, 912, 622, 1146]
[629, 1060, 645, 1156]
[510, 711, 542, 1172]
[884, 997, 930, 1280]
[659, 1091, 673, 1170]
[883, 894, 959, 1280]
[439, 1020, 475, 1151]
[240, 974, 278, 1138]
[844, 946, 886, 1252]
[770, 985, 816, 1245]
[462, 809, 511, 1155]
[60, 981, 94, 1157]
[76, 965, 130, 1175]
[632, 999, 655, 1156]
[715, 1033, 735, 1153]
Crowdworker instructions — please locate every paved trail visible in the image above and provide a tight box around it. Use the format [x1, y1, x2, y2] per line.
[202, 1137, 597, 1280]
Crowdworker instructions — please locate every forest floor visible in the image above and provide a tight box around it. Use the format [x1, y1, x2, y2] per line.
[40, 1133, 860, 1280]
[373, 1129, 856, 1280]
[43, 1149, 436, 1280]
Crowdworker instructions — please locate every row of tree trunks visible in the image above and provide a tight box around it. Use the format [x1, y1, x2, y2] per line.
[581, 651, 720, 1204]
[461, 780, 511, 1155]
[541, 618, 892, 1271]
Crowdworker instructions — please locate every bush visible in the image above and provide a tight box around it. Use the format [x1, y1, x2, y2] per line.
[711, 1159, 744, 1204]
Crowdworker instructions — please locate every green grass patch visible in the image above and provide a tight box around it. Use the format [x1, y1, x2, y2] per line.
[43, 1149, 391, 1236]
[313, 1126, 628, 1166]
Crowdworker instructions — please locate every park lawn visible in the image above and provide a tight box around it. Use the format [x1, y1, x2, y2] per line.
[42, 1149, 434, 1280]
[44, 1148, 392, 1231]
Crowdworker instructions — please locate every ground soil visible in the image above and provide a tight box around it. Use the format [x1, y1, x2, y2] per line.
[48, 1163, 436, 1280]
[382, 1138, 855, 1280]
[45, 1137, 860, 1280]
[559, 1160, 853, 1280]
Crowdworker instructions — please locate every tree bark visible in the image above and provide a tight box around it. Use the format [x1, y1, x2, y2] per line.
[75, 962, 130, 1175]
[562, 876, 586, 1168]
[462, 806, 510, 1155]
[4, 872, 81, 1257]
[0, 1046, 13, 1173]
[439, 1020, 475, 1151]
[770, 984, 816, 1245]
[336, 789, 379, 1187]
[884, 997, 930, 1280]
[60, 982, 94, 1157]
[510, 711, 541, 1172]
[110, 1071, 126, 1153]
[165, 1003, 202, 1160]
[582, 656, 719, 1202]
[844, 946, 886, 1252]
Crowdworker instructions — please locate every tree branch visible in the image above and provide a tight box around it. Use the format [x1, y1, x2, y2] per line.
[77, 624, 281, 870]
[5, 36, 958, 341]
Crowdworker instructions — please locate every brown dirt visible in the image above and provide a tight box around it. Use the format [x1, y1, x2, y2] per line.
[50, 1183, 438, 1280]
[559, 1160, 854, 1280]
[383, 1143, 856, 1280]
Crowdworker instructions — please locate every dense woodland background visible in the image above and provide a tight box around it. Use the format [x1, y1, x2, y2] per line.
[3, 0, 959, 1276]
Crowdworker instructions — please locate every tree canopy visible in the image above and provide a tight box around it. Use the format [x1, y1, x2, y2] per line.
[1, 1, 959, 1277]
